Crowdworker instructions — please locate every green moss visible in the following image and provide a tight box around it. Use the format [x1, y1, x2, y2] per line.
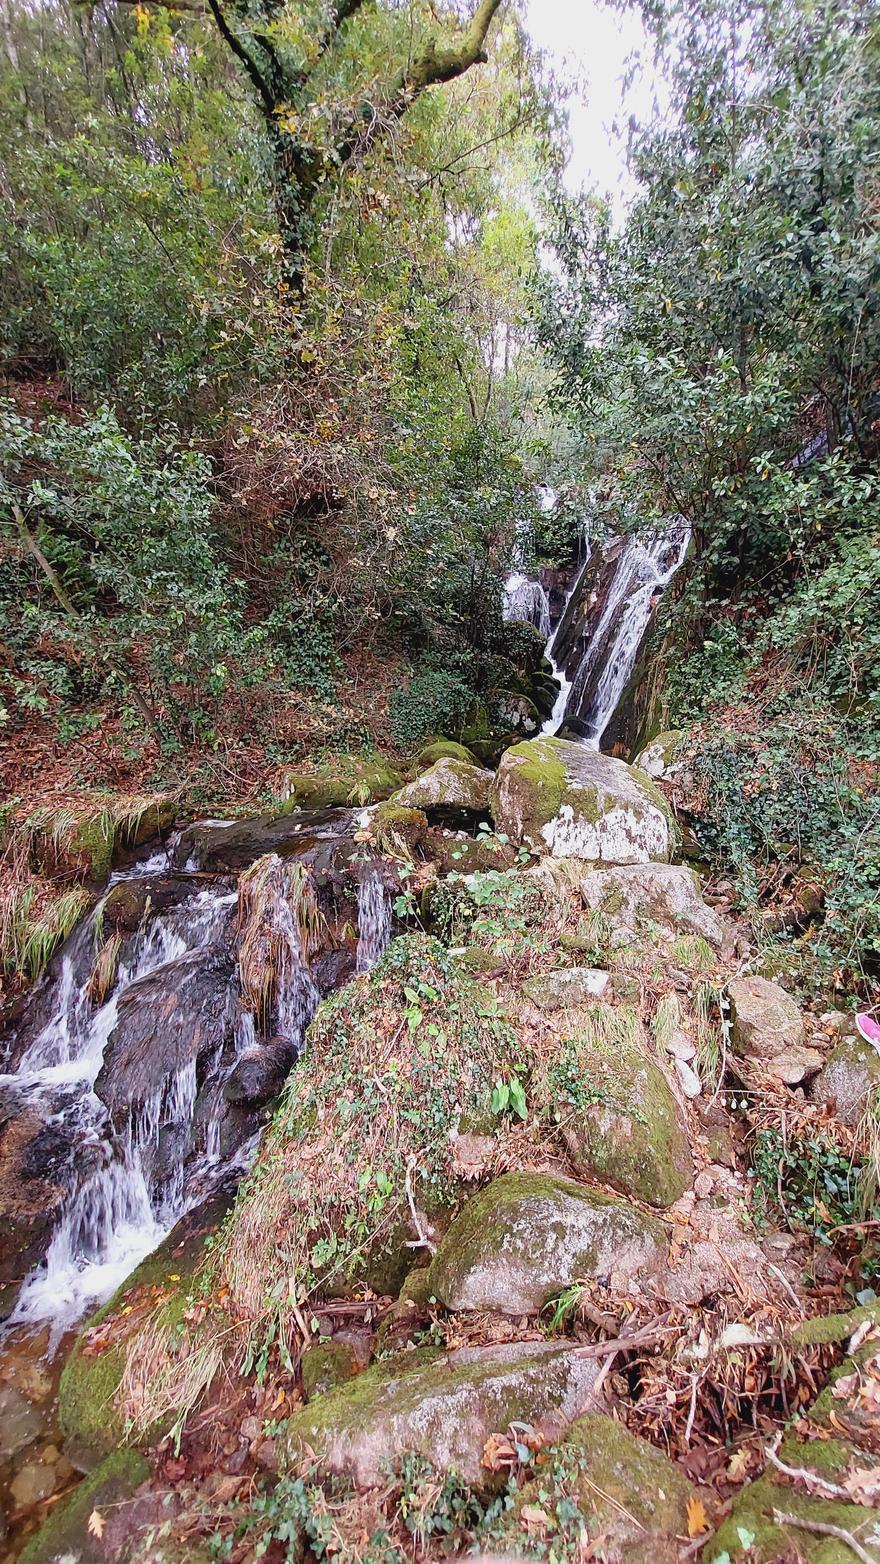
[371, 802, 428, 849]
[562, 1413, 693, 1534]
[279, 759, 402, 810]
[301, 1342, 357, 1401]
[702, 1472, 869, 1562]
[70, 813, 115, 877]
[791, 1302, 880, 1349]
[19, 1448, 149, 1564]
[492, 737, 567, 830]
[414, 741, 477, 770]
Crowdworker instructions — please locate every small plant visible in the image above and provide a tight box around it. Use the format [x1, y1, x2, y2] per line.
[491, 1068, 528, 1121]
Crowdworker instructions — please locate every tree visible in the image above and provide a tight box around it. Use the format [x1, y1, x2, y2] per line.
[131, 0, 508, 291]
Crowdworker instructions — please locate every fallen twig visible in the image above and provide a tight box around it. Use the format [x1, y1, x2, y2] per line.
[772, 1510, 879, 1564]
[765, 1434, 851, 1500]
[571, 1316, 676, 1358]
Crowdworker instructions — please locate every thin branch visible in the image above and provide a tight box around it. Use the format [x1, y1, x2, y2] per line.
[765, 1434, 852, 1501]
[772, 1511, 878, 1564]
[204, 0, 275, 118]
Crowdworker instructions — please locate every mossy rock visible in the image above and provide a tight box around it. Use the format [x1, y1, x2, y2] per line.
[490, 737, 676, 863]
[633, 730, 685, 780]
[548, 1005, 693, 1208]
[502, 1413, 696, 1564]
[701, 1470, 870, 1562]
[282, 1339, 605, 1489]
[390, 758, 494, 815]
[375, 1266, 432, 1352]
[301, 1341, 357, 1401]
[414, 740, 477, 771]
[428, 1171, 666, 1314]
[811, 1035, 880, 1127]
[369, 802, 429, 851]
[18, 1448, 149, 1564]
[420, 829, 510, 876]
[280, 760, 402, 810]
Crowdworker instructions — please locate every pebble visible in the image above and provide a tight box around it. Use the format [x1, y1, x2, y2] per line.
[667, 1031, 696, 1061]
[675, 1057, 702, 1098]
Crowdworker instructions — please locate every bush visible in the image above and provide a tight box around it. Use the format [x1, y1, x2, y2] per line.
[389, 668, 477, 748]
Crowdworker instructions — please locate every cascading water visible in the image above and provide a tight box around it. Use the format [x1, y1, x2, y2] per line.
[502, 572, 551, 639]
[567, 522, 691, 746]
[541, 544, 592, 737]
[356, 869, 392, 974]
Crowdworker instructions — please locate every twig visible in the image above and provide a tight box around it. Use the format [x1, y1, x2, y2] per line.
[772, 1510, 878, 1564]
[684, 1372, 699, 1445]
[572, 1315, 676, 1358]
[404, 1155, 437, 1255]
[767, 1261, 803, 1311]
[765, 1434, 851, 1500]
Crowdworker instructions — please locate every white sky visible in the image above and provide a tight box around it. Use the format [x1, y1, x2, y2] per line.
[523, 0, 666, 215]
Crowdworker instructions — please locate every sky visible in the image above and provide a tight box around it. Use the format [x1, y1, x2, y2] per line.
[523, 0, 666, 216]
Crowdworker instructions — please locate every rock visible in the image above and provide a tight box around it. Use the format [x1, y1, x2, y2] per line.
[633, 730, 685, 780]
[701, 1464, 869, 1564]
[224, 1037, 298, 1108]
[728, 975, 822, 1084]
[693, 1170, 714, 1199]
[666, 1032, 696, 1060]
[810, 1034, 880, 1126]
[490, 738, 675, 863]
[171, 808, 352, 873]
[10, 1459, 59, 1508]
[94, 944, 236, 1118]
[414, 740, 478, 770]
[0, 1090, 80, 1289]
[513, 1413, 697, 1564]
[100, 876, 192, 934]
[391, 758, 494, 815]
[0, 1383, 45, 1457]
[301, 1342, 357, 1401]
[580, 863, 731, 949]
[521, 967, 610, 1010]
[368, 802, 429, 851]
[493, 691, 540, 735]
[675, 1057, 702, 1098]
[278, 763, 402, 809]
[553, 1008, 693, 1208]
[312, 948, 357, 995]
[428, 1172, 667, 1314]
[17, 1449, 149, 1564]
[283, 1340, 606, 1488]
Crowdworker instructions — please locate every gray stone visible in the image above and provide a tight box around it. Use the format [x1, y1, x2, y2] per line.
[727, 975, 822, 1083]
[580, 863, 731, 950]
[675, 1058, 702, 1098]
[428, 1172, 667, 1314]
[0, 1384, 45, 1458]
[633, 730, 685, 780]
[666, 1032, 696, 1061]
[224, 1037, 298, 1107]
[391, 758, 494, 814]
[283, 1339, 607, 1488]
[490, 737, 675, 863]
[10, 1459, 59, 1508]
[810, 1035, 880, 1126]
[521, 967, 610, 1010]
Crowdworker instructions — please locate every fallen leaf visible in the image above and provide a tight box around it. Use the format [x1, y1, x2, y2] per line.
[726, 1447, 753, 1482]
[844, 1466, 880, 1505]
[520, 1505, 552, 1535]
[687, 1496, 709, 1537]
[88, 1510, 105, 1540]
[482, 1432, 517, 1472]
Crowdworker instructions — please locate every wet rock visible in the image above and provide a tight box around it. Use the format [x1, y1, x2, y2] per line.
[283, 1339, 607, 1488]
[224, 1037, 298, 1108]
[0, 1092, 78, 1289]
[810, 1034, 880, 1126]
[728, 976, 821, 1084]
[0, 1383, 45, 1457]
[428, 1172, 666, 1314]
[490, 738, 675, 863]
[633, 730, 685, 781]
[494, 691, 540, 735]
[521, 967, 610, 1010]
[17, 1448, 149, 1564]
[390, 757, 494, 815]
[580, 862, 731, 950]
[554, 1010, 693, 1208]
[101, 875, 193, 933]
[94, 943, 236, 1118]
[512, 1413, 697, 1564]
[301, 1342, 357, 1401]
[10, 1459, 59, 1508]
[171, 808, 352, 873]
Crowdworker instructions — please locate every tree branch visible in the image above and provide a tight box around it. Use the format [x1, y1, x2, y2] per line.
[204, 0, 275, 118]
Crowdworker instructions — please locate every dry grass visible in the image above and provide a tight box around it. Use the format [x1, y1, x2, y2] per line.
[236, 854, 325, 1026]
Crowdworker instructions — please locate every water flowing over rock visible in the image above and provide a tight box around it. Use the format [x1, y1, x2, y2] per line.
[502, 572, 551, 639]
[356, 868, 392, 974]
[490, 737, 675, 863]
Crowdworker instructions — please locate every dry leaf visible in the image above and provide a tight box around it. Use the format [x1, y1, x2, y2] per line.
[727, 1447, 753, 1482]
[520, 1505, 551, 1536]
[88, 1510, 105, 1540]
[482, 1432, 517, 1472]
[687, 1496, 709, 1537]
[843, 1466, 880, 1505]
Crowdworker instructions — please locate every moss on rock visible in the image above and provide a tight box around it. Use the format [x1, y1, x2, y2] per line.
[414, 740, 477, 770]
[701, 1471, 869, 1563]
[301, 1341, 357, 1401]
[18, 1448, 149, 1564]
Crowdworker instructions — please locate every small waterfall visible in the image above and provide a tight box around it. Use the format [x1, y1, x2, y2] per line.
[541, 544, 592, 737]
[356, 870, 392, 974]
[502, 572, 551, 640]
[568, 522, 691, 746]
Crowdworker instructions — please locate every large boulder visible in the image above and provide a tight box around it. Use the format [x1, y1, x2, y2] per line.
[579, 863, 732, 951]
[428, 1172, 666, 1314]
[17, 1449, 150, 1564]
[548, 1007, 693, 1208]
[171, 809, 353, 874]
[508, 1414, 697, 1564]
[223, 1036, 298, 1108]
[810, 1034, 880, 1126]
[633, 730, 685, 780]
[282, 1340, 606, 1488]
[490, 738, 675, 863]
[94, 945, 237, 1118]
[390, 757, 494, 815]
[727, 976, 821, 1085]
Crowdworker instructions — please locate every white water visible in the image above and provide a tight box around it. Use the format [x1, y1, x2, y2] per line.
[569, 522, 691, 746]
[541, 545, 592, 738]
[502, 572, 551, 640]
[356, 869, 392, 974]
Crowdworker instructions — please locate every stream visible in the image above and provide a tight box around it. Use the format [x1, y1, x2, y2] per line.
[0, 817, 393, 1556]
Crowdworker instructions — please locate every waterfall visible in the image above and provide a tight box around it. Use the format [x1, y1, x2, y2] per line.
[356, 869, 392, 974]
[502, 572, 551, 640]
[567, 522, 690, 746]
[541, 545, 592, 737]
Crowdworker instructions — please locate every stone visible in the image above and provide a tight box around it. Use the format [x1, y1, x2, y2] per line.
[283, 1340, 607, 1488]
[0, 1384, 45, 1458]
[521, 967, 610, 1010]
[369, 802, 429, 851]
[414, 740, 478, 770]
[171, 807, 352, 873]
[0, 1091, 78, 1288]
[810, 1034, 880, 1126]
[633, 730, 685, 781]
[10, 1460, 59, 1508]
[224, 1036, 298, 1108]
[428, 1172, 667, 1314]
[277, 764, 402, 809]
[491, 738, 676, 863]
[693, 1170, 714, 1199]
[17, 1449, 149, 1564]
[728, 975, 823, 1085]
[390, 757, 494, 814]
[554, 1009, 693, 1208]
[701, 1469, 869, 1564]
[667, 1032, 696, 1060]
[512, 1413, 697, 1564]
[579, 863, 731, 950]
[675, 1057, 702, 1098]
[301, 1342, 357, 1401]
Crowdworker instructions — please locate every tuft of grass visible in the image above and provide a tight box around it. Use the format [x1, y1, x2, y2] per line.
[694, 980, 722, 1090]
[88, 931, 123, 1005]
[652, 991, 681, 1051]
[671, 934, 716, 972]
